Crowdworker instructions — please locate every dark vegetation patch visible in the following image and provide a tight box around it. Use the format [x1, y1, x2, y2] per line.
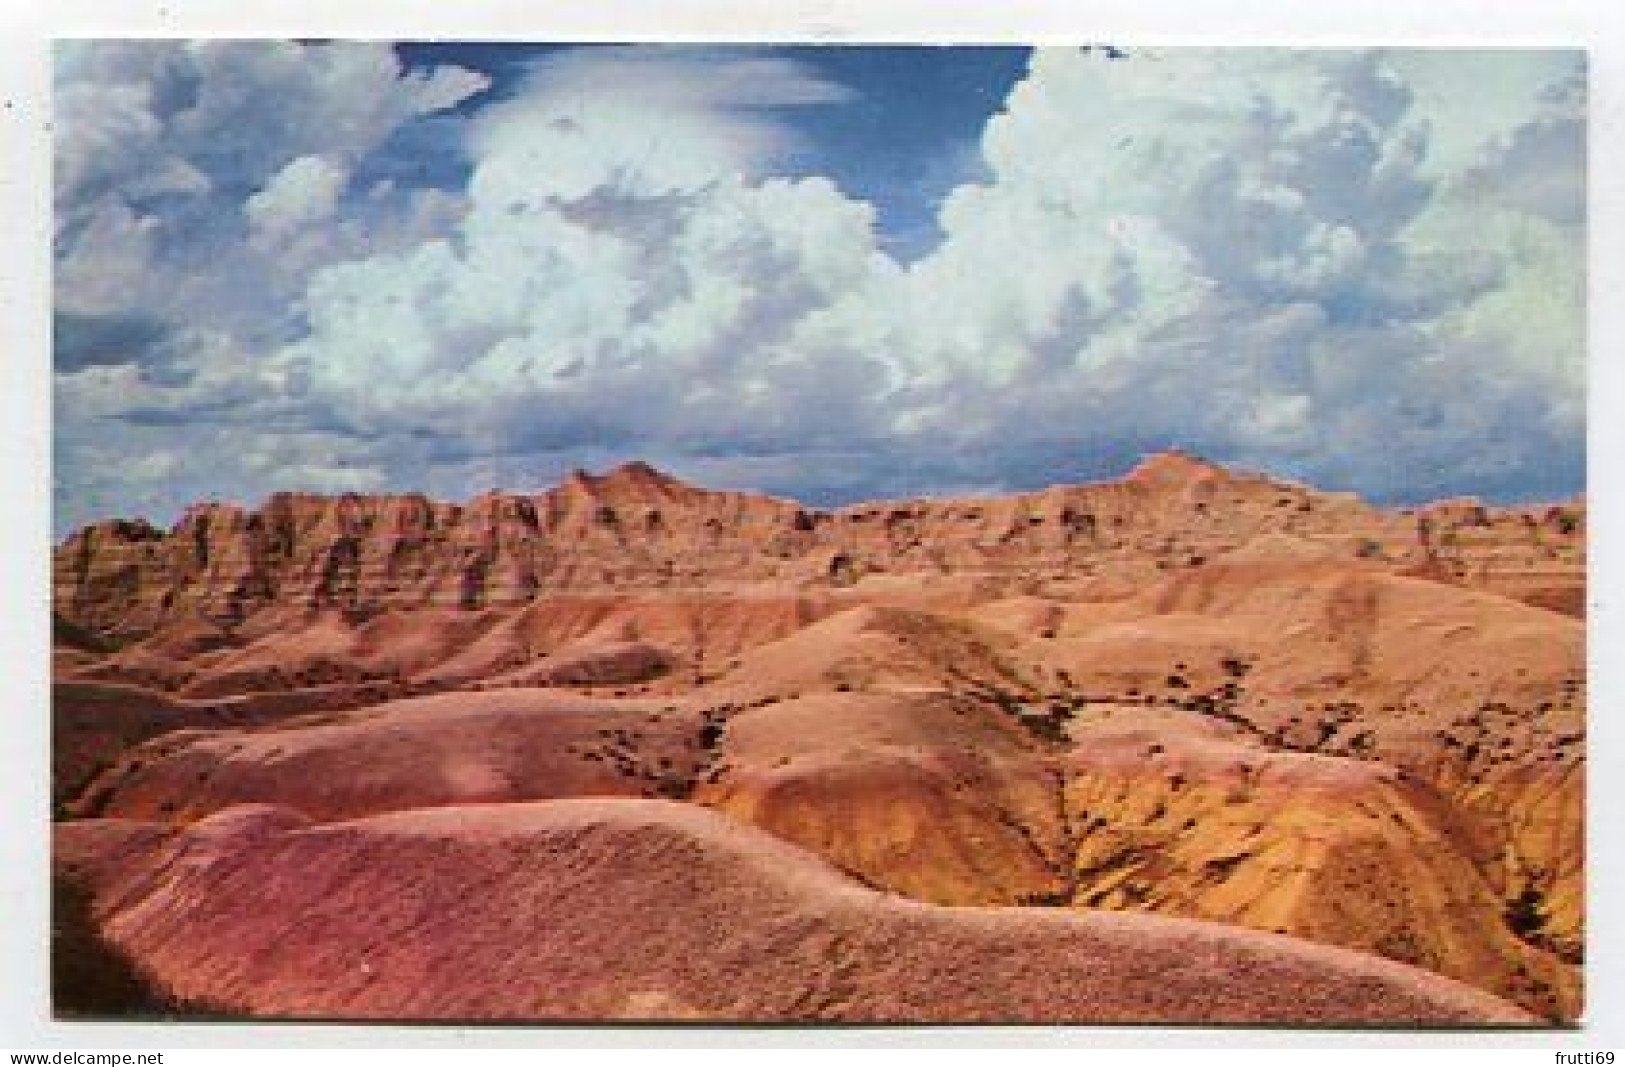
[51, 874, 200, 1018]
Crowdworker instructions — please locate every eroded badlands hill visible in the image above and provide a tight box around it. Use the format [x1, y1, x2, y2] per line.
[51, 453, 1586, 1023]
[55, 801, 1531, 1023]
[55, 452, 1583, 637]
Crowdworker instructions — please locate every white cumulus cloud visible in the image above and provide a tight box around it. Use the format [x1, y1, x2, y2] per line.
[246, 155, 349, 249]
[54, 40, 488, 328]
[54, 44, 1586, 533]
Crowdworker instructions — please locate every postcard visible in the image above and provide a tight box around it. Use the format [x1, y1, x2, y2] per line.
[46, 38, 1586, 1030]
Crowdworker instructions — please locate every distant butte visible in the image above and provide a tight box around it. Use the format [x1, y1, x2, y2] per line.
[54, 450, 1584, 637]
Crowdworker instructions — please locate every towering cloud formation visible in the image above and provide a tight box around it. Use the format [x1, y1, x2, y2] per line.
[53, 44, 1584, 532]
[889, 50, 1584, 499]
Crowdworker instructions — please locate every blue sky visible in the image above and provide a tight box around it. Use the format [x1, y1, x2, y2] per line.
[53, 43, 1584, 532]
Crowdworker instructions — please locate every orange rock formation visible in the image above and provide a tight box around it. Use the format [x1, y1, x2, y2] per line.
[51, 452, 1586, 1023]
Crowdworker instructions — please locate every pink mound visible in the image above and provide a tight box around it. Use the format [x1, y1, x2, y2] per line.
[713, 603, 1029, 697]
[65, 799, 1533, 1024]
[75, 689, 706, 824]
[493, 639, 682, 688]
